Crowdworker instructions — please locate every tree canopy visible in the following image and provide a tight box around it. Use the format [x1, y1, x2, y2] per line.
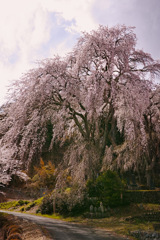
[0, 25, 160, 185]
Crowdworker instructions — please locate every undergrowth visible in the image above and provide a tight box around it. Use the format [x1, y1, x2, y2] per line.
[0, 198, 43, 211]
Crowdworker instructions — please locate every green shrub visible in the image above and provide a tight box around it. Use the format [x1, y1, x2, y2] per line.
[125, 190, 160, 204]
[87, 170, 126, 207]
[18, 198, 43, 212]
[25, 202, 35, 211]
[18, 200, 30, 206]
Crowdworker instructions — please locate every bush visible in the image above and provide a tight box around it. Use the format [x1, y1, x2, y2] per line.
[39, 193, 53, 214]
[87, 170, 125, 207]
[125, 190, 160, 204]
[39, 185, 89, 216]
[25, 202, 35, 211]
[18, 200, 30, 206]
[56, 186, 88, 215]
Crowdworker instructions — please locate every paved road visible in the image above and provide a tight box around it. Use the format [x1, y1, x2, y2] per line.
[0, 210, 131, 240]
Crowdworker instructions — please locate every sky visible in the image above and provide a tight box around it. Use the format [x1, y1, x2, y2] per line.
[0, 0, 160, 106]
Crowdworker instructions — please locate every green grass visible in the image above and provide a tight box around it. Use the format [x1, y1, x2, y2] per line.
[0, 200, 21, 209]
[19, 197, 44, 212]
[33, 197, 44, 205]
[36, 213, 63, 220]
[0, 198, 43, 211]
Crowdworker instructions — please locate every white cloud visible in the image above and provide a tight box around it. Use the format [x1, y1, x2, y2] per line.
[0, 0, 98, 106]
[40, 0, 97, 32]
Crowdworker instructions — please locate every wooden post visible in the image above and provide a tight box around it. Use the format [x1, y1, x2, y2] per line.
[53, 190, 56, 214]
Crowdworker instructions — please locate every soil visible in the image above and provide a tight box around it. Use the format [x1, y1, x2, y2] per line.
[0, 212, 52, 240]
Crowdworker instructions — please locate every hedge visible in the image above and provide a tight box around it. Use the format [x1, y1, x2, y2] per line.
[124, 190, 160, 204]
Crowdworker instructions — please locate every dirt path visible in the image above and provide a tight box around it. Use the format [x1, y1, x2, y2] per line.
[0, 210, 132, 240]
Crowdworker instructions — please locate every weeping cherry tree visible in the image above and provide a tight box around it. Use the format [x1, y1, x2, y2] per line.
[0, 25, 160, 184]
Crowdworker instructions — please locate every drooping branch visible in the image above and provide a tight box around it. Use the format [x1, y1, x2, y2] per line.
[1, 25, 160, 185]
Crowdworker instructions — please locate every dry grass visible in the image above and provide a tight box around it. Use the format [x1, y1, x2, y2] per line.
[33, 203, 160, 238]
